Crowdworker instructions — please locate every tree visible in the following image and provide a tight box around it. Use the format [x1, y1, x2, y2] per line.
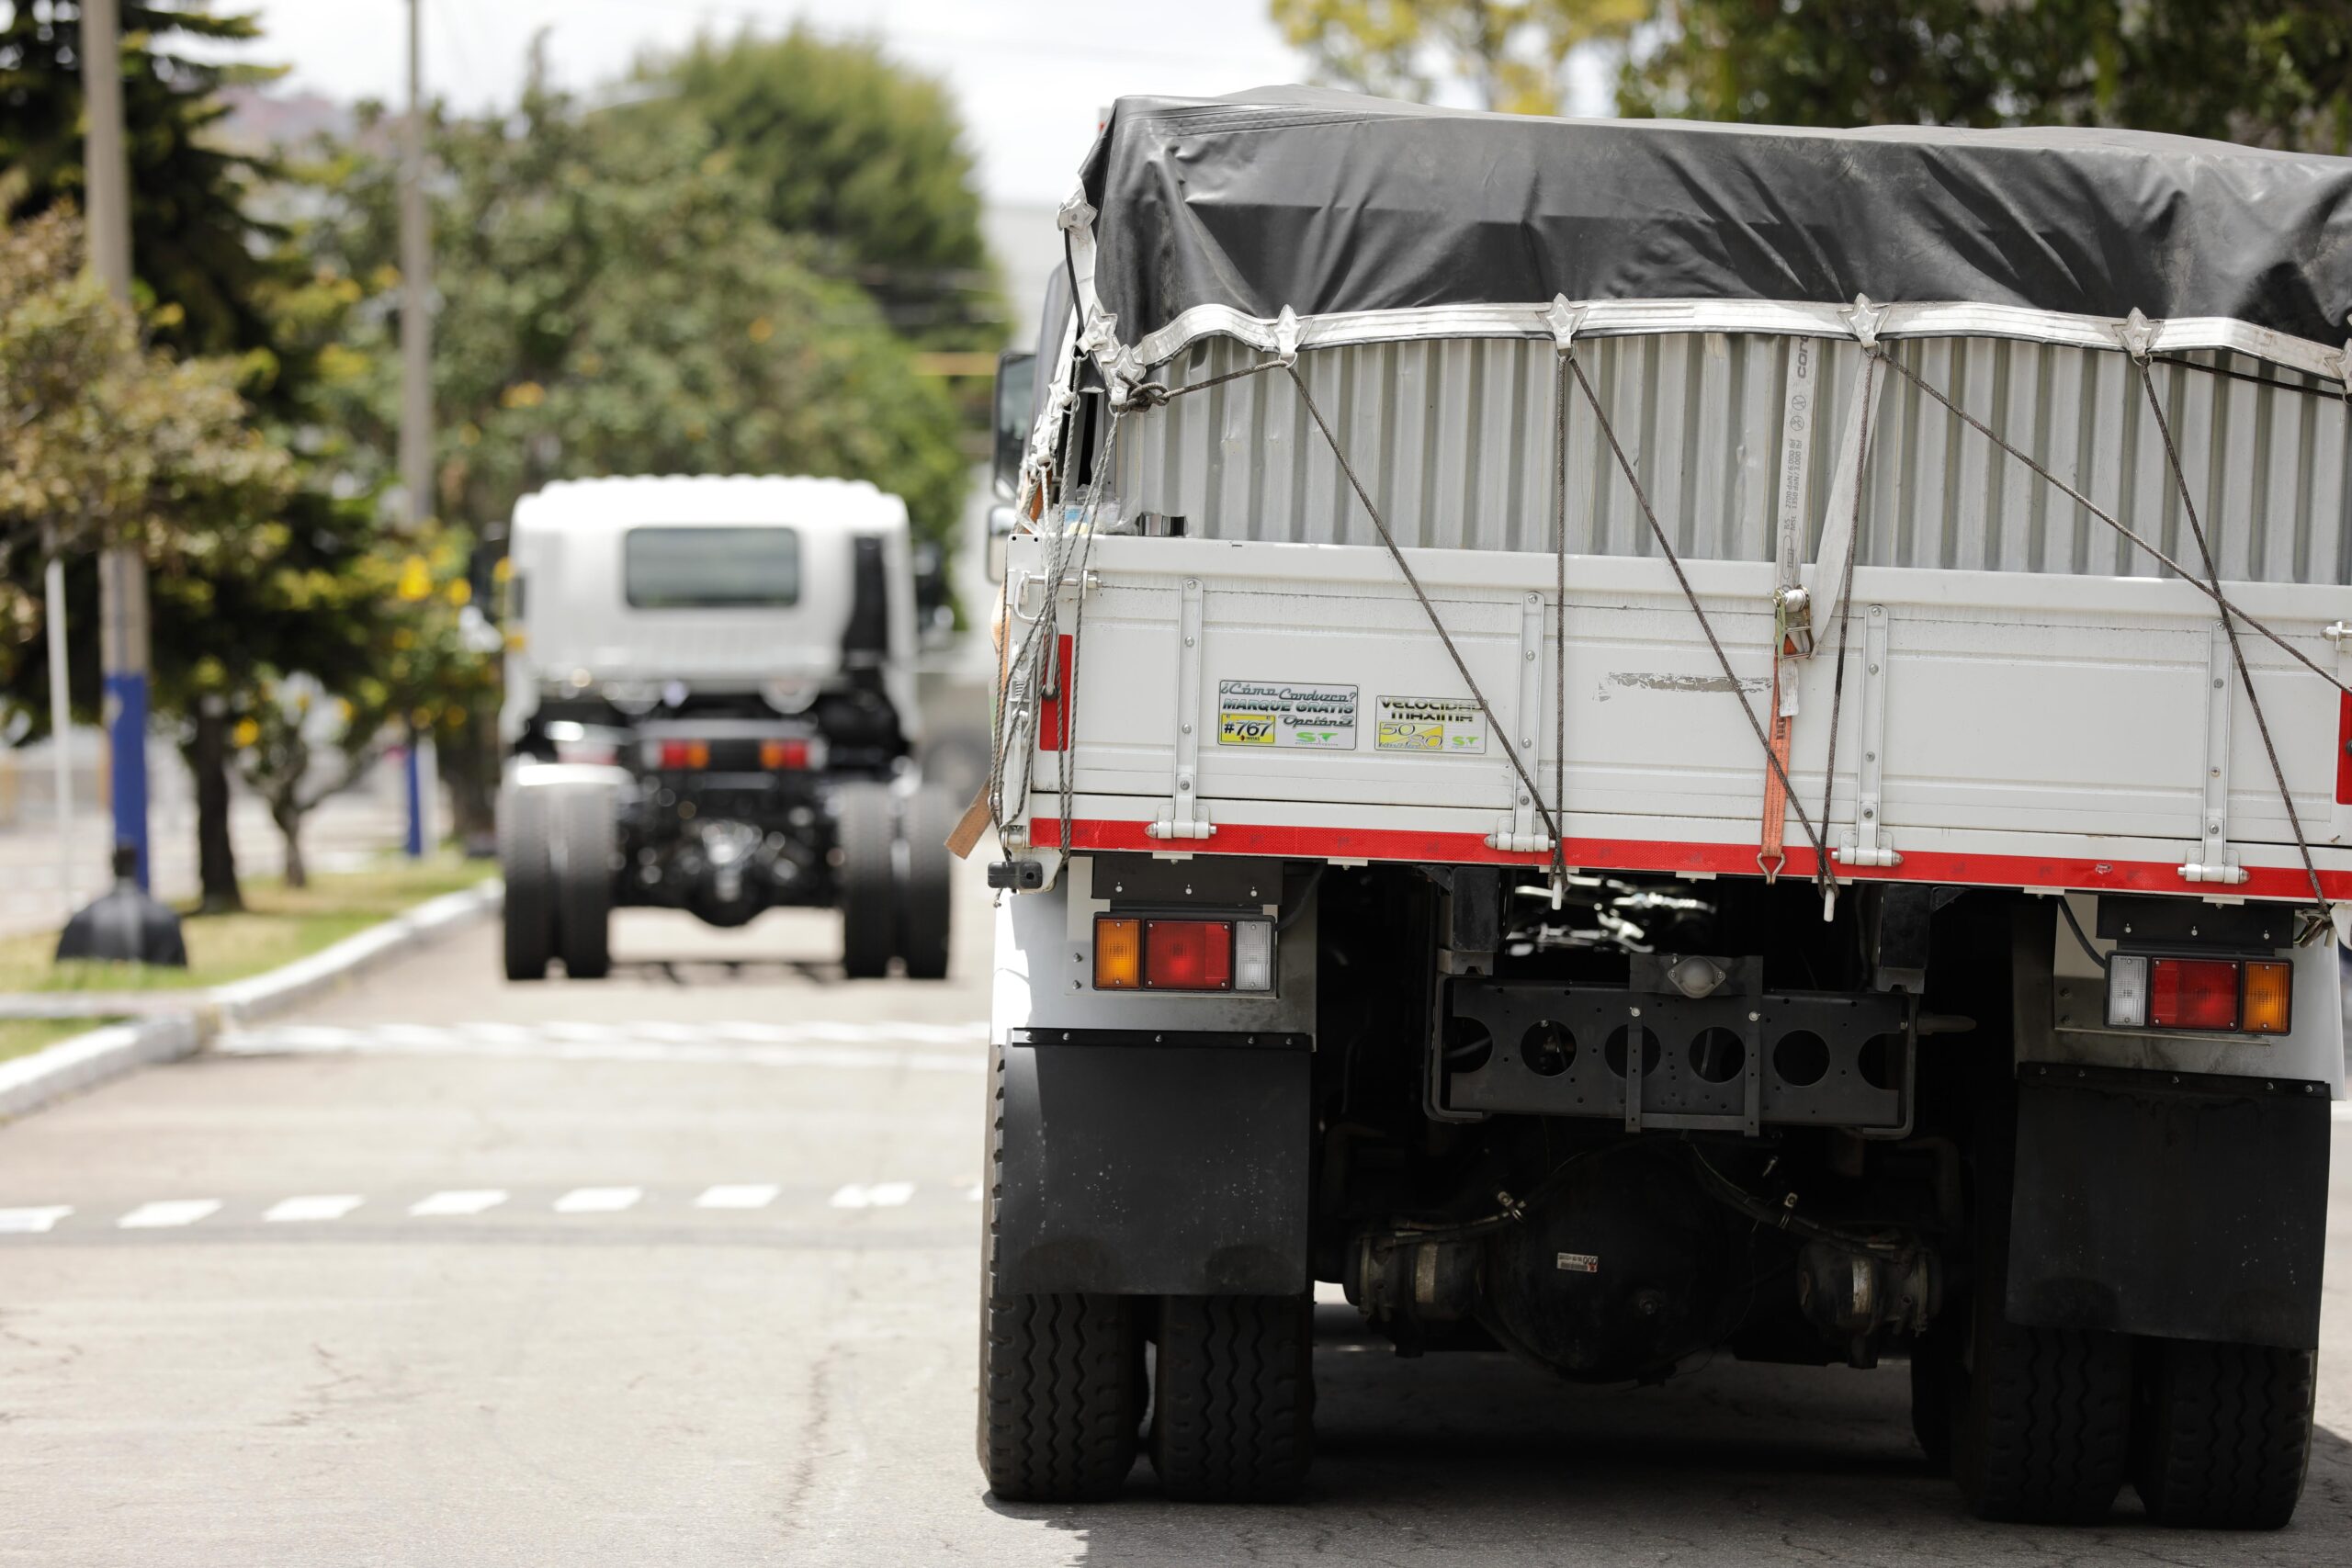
[1272, 0, 1647, 114]
[1623, 2, 2352, 150]
[307, 62, 969, 550]
[0, 2, 309, 385]
[642, 27, 999, 348]
[0, 203, 296, 897]
[3, 0, 401, 910]
[222, 525, 484, 888]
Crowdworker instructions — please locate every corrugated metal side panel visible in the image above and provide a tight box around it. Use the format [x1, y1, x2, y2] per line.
[1114, 335, 2352, 584]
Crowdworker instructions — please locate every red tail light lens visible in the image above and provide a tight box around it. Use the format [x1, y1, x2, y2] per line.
[2147, 958, 2240, 1031]
[1142, 919, 1234, 991]
[656, 739, 709, 769]
[760, 738, 810, 770]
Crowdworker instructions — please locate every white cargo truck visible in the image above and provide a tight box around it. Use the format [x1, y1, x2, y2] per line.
[974, 90, 2348, 1524]
[500, 475, 953, 980]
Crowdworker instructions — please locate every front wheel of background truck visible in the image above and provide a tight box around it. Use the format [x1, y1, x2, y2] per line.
[836, 782, 895, 979]
[1148, 1294, 1315, 1502]
[500, 787, 555, 982]
[2132, 1338, 2316, 1529]
[553, 784, 613, 980]
[897, 785, 955, 981]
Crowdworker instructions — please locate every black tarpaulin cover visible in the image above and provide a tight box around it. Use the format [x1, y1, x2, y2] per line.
[1076, 87, 2352, 358]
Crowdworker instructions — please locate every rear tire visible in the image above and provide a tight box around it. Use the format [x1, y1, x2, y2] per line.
[1148, 1294, 1315, 1502]
[552, 784, 614, 980]
[836, 783, 895, 979]
[976, 1154, 1143, 1502]
[1952, 1303, 2131, 1522]
[2132, 1338, 2315, 1529]
[500, 786, 555, 982]
[898, 784, 955, 981]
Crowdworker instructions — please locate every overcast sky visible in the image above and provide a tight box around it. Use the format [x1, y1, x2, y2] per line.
[220, 0, 1318, 207]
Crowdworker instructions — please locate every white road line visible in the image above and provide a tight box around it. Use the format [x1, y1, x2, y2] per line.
[0, 1205, 73, 1235]
[829, 1181, 915, 1210]
[117, 1200, 221, 1229]
[554, 1186, 642, 1213]
[409, 1189, 507, 1217]
[213, 1029, 982, 1074]
[694, 1184, 781, 1210]
[263, 1194, 365, 1223]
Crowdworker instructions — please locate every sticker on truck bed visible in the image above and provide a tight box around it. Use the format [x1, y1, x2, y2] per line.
[1375, 695, 1487, 755]
[1216, 680, 1357, 749]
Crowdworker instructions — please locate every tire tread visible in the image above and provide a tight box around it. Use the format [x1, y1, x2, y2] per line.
[2132, 1338, 2315, 1529]
[1149, 1294, 1315, 1503]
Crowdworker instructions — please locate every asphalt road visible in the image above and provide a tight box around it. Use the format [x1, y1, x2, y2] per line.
[3, 865, 2348, 1566]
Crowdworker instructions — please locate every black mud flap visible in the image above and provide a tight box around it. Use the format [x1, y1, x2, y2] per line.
[994, 1032, 1310, 1296]
[2007, 1065, 2332, 1349]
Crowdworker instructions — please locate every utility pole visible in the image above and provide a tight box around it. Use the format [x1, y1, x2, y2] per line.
[82, 0, 152, 889]
[44, 528, 74, 918]
[399, 0, 433, 857]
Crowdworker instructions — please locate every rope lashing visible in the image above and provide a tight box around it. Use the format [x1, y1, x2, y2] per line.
[2131, 355, 2334, 928]
[1565, 355, 1837, 880]
[1284, 364, 1566, 858]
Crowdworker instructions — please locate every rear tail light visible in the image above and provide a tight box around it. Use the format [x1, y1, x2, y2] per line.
[2242, 961, 2293, 1034]
[2105, 953, 2290, 1034]
[760, 738, 812, 770]
[1093, 915, 1274, 993]
[2149, 957, 2238, 1030]
[1234, 919, 1273, 991]
[1146, 919, 1232, 990]
[651, 739, 709, 770]
[2105, 954, 2149, 1027]
[1094, 919, 1141, 990]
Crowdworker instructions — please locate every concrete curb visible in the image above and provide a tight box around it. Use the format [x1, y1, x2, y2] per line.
[0, 879, 502, 1122]
[0, 1013, 206, 1120]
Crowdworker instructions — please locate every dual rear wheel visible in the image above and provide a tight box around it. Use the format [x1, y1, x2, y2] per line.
[1917, 1285, 2314, 1528]
[978, 1287, 1316, 1505]
[835, 782, 955, 980]
[500, 783, 612, 982]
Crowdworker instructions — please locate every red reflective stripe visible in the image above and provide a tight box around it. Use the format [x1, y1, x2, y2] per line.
[2337, 689, 2352, 806]
[1037, 634, 1074, 752]
[1027, 816, 2352, 903]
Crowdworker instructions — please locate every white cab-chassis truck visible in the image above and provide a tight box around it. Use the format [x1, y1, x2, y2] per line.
[499, 476, 954, 980]
[973, 91, 2350, 1524]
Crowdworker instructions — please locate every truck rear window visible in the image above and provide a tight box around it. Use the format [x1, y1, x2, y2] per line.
[624, 526, 800, 608]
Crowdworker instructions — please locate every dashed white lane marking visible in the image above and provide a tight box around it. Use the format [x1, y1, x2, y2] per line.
[117, 1200, 221, 1229]
[695, 1184, 781, 1210]
[554, 1186, 642, 1214]
[264, 1194, 365, 1223]
[214, 1021, 985, 1075]
[829, 1181, 915, 1210]
[3, 1180, 958, 1233]
[409, 1189, 508, 1217]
